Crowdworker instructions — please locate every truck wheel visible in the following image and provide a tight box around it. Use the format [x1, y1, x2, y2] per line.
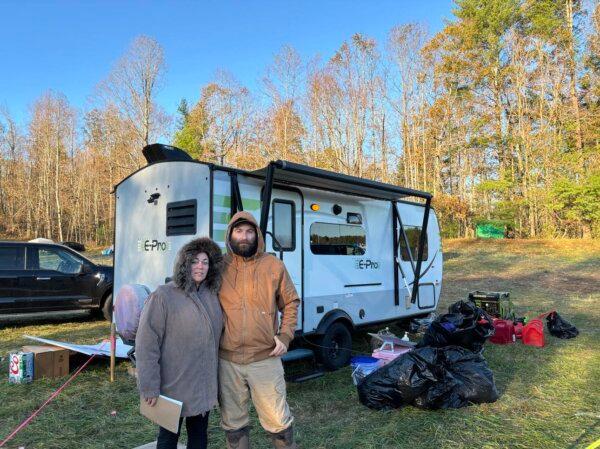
[101, 293, 113, 321]
[317, 322, 352, 370]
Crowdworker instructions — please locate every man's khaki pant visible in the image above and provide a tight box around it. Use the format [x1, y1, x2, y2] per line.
[219, 357, 293, 434]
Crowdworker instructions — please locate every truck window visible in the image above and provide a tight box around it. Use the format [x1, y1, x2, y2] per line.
[399, 226, 428, 261]
[272, 200, 295, 251]
[0, 246, 25, 270]
[310, 222, 366, 256]
[166, 199, 197, 236]
[32, 247, 84, 274]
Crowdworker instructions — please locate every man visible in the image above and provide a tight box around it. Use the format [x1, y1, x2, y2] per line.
[219, 210, 300, 449]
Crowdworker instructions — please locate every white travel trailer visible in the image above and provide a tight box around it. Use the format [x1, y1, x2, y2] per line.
[113, 144, 443, 369]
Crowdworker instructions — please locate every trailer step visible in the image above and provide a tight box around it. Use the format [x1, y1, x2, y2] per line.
[282, 348, 324, 383]
[281, 348, 315, 362]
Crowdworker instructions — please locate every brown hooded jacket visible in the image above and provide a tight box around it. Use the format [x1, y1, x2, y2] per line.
[219, 210, 300, 364]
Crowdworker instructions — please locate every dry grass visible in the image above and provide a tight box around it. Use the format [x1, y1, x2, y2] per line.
[0, 239, 599, 448]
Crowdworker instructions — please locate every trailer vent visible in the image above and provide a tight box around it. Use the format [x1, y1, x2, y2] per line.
[166, 200, 197, 236]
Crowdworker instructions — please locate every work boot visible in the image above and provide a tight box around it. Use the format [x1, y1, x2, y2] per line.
[268, 425, 297, 449]
[225, 426, 250, 449]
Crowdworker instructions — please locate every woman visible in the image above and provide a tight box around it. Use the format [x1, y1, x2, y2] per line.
[136, 237, 224, 449]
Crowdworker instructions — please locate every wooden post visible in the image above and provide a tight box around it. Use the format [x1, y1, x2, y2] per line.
[110, 322, 116, 382]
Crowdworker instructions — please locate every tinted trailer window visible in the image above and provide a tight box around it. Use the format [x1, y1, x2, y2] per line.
[310, 222, 366, 256]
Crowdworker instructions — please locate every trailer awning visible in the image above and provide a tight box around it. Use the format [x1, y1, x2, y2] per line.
[251, 160, 431, 202]
[251, 159, 433, 307]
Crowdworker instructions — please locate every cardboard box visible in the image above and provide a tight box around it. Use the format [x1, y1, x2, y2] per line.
[21, 345, 69, 380]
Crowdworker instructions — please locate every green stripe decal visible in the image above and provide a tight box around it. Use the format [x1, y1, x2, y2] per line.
[214, 212, 231, 224]
[242, 198, 262, 210]
[214, 195, 231, 208]
[213, 229, 227, 241]
[213, 194, 261, 210]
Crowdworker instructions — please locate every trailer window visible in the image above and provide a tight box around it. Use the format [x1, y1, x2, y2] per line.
[166, 200, 197, 236]
[400, 226, 428, 261]
[310, 222, 366, 255]
[272, 200, 295, 251]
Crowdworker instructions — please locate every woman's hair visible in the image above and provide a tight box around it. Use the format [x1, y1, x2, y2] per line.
[173, 237, 224, 294]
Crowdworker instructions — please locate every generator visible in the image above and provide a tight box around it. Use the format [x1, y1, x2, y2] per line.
[468, 291, 512, 318]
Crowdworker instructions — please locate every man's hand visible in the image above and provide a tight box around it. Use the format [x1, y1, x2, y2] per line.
[144, 396, 158, 407]
[269, 335, 287, 357]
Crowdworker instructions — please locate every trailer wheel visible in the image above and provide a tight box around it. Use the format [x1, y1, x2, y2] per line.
[317, 322, 352, 370]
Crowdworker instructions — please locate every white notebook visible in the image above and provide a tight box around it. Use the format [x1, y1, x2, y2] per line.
[140, 395, 183, 434]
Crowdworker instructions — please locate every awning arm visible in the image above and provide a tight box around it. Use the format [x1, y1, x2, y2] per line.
[396, 207, 416, 274]
[410, 197, 432, 304]
[392, 201, 400, 306]
[259, 162, 276, 238]
[229, 172, 244, 215]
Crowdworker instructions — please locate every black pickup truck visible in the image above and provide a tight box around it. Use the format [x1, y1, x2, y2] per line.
[0, 241, 113, 320]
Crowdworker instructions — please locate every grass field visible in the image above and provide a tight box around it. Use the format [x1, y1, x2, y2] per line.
[1, 239, 599, 449]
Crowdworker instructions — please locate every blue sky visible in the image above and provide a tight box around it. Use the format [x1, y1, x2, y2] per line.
[0, 1, 454, 126]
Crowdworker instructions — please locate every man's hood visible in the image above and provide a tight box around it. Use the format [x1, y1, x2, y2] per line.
[226, 211, 265, 259]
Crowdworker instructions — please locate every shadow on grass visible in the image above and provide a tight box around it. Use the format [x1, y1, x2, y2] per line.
[0, 311, 105, 329]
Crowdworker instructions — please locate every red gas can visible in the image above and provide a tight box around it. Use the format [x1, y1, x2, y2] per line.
[514, 322, 524, 339]
[523, 319, 545, 347]
[490, 319, 515, 344]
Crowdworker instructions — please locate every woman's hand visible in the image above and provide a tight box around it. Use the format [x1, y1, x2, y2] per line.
[144, 396, 158, 407]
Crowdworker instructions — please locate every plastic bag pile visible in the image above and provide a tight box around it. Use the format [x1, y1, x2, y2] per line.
[357, 300, 499, 410]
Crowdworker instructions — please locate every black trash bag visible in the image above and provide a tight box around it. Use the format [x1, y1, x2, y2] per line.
[356, 347, 439, 410]
[414, 347, 498, 409]
[418, 300, 494, 352]
[357, 346, 498, 411]
[546, 311, 579, 339]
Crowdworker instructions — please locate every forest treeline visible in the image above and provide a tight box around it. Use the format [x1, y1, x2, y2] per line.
[1, 0, 599, 244]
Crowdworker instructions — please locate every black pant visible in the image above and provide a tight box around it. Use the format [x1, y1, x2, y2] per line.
[156, 412, 209, 449]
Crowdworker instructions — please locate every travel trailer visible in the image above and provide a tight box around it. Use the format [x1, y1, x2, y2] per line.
[113, 144, 442, 369]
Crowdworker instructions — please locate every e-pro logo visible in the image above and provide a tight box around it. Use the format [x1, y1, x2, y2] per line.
[137, 239, 172, 252]
[355, 259, 380, 270]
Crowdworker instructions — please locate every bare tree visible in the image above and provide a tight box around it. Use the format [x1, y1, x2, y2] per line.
[262, 46, 306, 161]
[0, 107, 23, 231]
[307, 34, 383, 177]
[190, 71, 254, 166]
[27, 92, 76, 241]
[99, 35, 169, 149]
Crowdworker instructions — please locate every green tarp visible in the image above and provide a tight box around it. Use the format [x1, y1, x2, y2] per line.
[475, 223, 505, 239]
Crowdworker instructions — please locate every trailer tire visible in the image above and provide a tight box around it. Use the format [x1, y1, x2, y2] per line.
[100, 293, 113, 321]
[316, 321, 352, 370]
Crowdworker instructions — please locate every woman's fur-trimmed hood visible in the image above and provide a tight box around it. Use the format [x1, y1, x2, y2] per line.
[173, 237, 224, 294]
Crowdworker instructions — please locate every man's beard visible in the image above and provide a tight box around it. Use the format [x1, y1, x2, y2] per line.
[230, 237, 258, 257]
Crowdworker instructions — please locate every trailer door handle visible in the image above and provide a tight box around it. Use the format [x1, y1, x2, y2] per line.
[36, 277, 51, 281]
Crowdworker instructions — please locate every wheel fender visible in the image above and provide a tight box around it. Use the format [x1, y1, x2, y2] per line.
[315, 309, 354, 335]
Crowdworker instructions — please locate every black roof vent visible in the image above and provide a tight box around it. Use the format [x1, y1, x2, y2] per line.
[142, 143, 194, 164]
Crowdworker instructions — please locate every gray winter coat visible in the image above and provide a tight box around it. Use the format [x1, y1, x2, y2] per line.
[135, 237, 224, 417]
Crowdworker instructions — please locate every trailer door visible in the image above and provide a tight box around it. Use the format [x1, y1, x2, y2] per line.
[265, 189, 303, 331]
[395, 203, 442, 312]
